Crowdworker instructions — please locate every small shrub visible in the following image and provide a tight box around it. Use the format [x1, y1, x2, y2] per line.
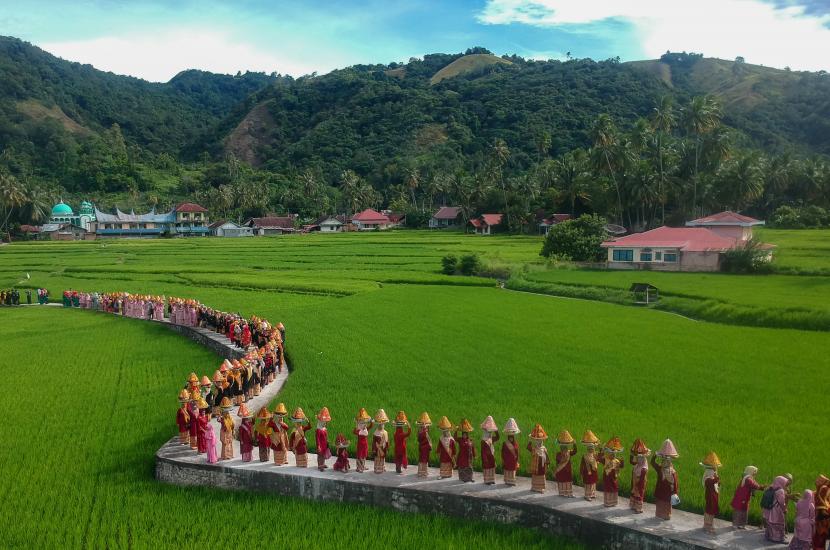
[459, 254, 481, 276]
[720, 238, 773, 274]
[540, 214, 607, 261]
[441, 254, 458, 275]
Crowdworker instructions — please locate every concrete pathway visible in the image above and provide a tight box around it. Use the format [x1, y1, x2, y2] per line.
[57, 304, 782, 549]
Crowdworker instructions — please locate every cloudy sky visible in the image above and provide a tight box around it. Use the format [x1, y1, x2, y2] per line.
[2, 0, 829, 82]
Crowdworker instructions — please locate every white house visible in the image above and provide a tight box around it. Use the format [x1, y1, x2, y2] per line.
[319, 217, 344, 232]
[209, 220, 253, 237]
[429, 206, 462, 228]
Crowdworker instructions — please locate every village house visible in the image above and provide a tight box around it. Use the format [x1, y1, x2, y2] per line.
[317, 216, 345, 232]
[429, 206, 462, 228]
[91, 202, 209, 238]
[469, 213, 503, 235]
[351, 208, 391, 230]
[538, 213, 571, 235]
[600, 211, 772, 272]
[244, 215, 296, 236]
[209, 220, 253, 237]
[40, 222, 95, 241]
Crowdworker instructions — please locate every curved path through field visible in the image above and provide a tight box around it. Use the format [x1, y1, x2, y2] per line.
[54, 303, 776, 550]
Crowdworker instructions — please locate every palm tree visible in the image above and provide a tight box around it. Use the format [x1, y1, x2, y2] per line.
[20, 185, 52, 225]
[590, 114, 623, 224]
[725, 153, 765, 211]
[682, 95, 722, 215]
[405, 168, 421, 209]
[489, 138, 510, 226]
[338, 170, 361, 215]
[651, 95, 675, 222]
[0, 172, 26, 237]
[535, 130, 552, 162]
[552, 149, 591, 216]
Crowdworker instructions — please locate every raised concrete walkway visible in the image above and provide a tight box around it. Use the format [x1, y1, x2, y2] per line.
[49, 303, 780, 549]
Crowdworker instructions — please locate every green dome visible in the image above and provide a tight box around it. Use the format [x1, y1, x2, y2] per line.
[51, 202, 74, 216]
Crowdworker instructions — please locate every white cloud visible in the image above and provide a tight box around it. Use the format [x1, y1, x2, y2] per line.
[478, 0, 830, 71]
[40, 28, 330, 82]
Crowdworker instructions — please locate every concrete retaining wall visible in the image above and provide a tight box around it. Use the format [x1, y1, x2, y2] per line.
[161, 323, 246, 360]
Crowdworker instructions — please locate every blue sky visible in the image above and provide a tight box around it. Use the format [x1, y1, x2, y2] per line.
[2, 0, 829, 81]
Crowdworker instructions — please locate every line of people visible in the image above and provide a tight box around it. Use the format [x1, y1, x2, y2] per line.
[1, 288, 48, 305]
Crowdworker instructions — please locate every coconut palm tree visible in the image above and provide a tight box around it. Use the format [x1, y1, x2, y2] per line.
[682, 95, 722, 215]
[719, 153, 765, 211]
[552, 149, 591, 216]
[338, 170, 361, 215]
[590, 114, 624, 224]
[489, 138, 510, 226]
[651, 95, 676, 222]
[20, 185, 52, 225]
[0, 172, 26, 237]
[405, 168, 421, 209]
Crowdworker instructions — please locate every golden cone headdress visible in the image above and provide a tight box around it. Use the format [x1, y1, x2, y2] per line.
[178, 389, 190, 402]
[556, 430, 575, 445]
[394, 410, 408, 425]
[273, 402, 287, 416]
[503, 417, 520, 435]
[316, 407, 331, 422]
[374, 408, 389, 423]
[530, 423, 548, 440]
[237, 404, 253, 418]
[581, 430, 599, 445]
[355, 407, 371, 422]
[631, 438, 650, 456]
[604, 436, 623, 453]
[416, 412, 432, 426]
[657, 438, 679, 458]
[256, 406, 272, 420]
[197, 397, 209, 410]
[480, 415, 498, 432]
[188, 372, 198, 383]
[219, 397, 233, 410]
[212, 370, 224, 383]
[701, 451, 722, 469]
[459, 418, 473, 433]
[437, 416, 453, 430]
[200, 375, 211, 387]
[291, 407, 306, 422]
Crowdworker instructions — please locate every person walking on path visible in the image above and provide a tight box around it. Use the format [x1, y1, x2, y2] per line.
[353, 408, 373, 473]
[289, 408, 311, 468]
[238, 404, 254, 462]
[372, 409, 390, 474]
[554, 430, 577, 497]
[789, 490, 815, 550]
[701, 452, 721, 534]
[654, 439, 680, 520]
[315, 407, 332, 471]
[480, 416, 499, 485]
[455, 419, 476, 483]
[416, 412, 432, 478]
[501, 418, 520, 486]
[580, 431, 600, 501]
[765, 476, 791, 543]
[393, 411, 411, 474]
[268, 403, 290, 465]
[629, 439, 650, 514]
[255, 407, 272, 462]
[437, 416, 456, 479]
[813, 475, 830, 550]
[599, 437, 624, 507]
[528, 424, 550, 493]
[731, 466, 764, 529]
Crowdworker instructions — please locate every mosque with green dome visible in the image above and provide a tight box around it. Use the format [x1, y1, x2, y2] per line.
[49, 200, 96, 231]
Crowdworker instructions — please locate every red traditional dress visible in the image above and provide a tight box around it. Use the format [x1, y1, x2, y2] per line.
[268, 418, 290, 465]
[333, 447, 350, 472]
[219, 415, 234, 460]
[629, 455, 649, 513]
[438, 434, 456, 478]
[197, 412, 209, 454]
[528, 442, 550, 493]
[176, 405, 190, 445]
[456, 434, 475, 482]
[372, 429, 389, 474]
[501, 436, 520, 485]
[290, 424, 311, 467]
[239, 418, 254, 462]
[417, 427, 432, 477]
[813, 479, 830, 549]
[703, 473, 719, 533]
[730, 472, 762, 528]
[554, 445, 577, 497]
[241, 324, 251, 348]
[652, 455, 678, 520]
[188, 404, 199, 449]
[316, 427, 331, 471]
[600, 453, 624, 507]
[353, 423, 372, 473]
[393, 426, 411, 474]
[481, 432, 500, 484]
[580, 451, 599, 501]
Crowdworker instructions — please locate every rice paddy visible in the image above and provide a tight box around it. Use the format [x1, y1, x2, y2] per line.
[2, 229, 829, 545]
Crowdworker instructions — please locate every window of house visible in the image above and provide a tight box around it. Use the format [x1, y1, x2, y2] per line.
[664, 252, 678, 262]
[655, 252, 662, 261]
[612, 249, 634, 262]
[640, 251, 653, 262]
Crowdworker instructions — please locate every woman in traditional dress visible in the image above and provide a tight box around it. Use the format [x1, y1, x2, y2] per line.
[176, 390, 191, 445]
[416, 412, 432, 478]
[289, 407, 311, 467]
[554, 430, 577, 497]
[255, 407, 272, 462]
[501, 418, 520, 486]
[480, 416, 499, 485]
[653, 439, 680, 520]
[268, 403, 290, 465]
[599, 437, 624, 507]
[333, 434, 351, 472]
[764, 475, 790, 543]
[790, 490, 815, 550]
[579, 430, 600, 501]
[437, 416, 456, 479]
[455, 419, 475, 483]
[353, 408, 373, 473]
[731, 466, 764, 529]
[204, 416, 218, 464]
[527, 424, 550, 493]
[629, 439, 650, 513]
[393, 411, 411, 474]
[814, 475, 830, 550]
[188, 398, 199, 450]
[196, 398, 210, 454]
[237, 404, 254, 462]
[315, 407, 332, 471]
[372, 409, 390, 474]
[219, 398, 235, 460]
[701, 452, 721, 533]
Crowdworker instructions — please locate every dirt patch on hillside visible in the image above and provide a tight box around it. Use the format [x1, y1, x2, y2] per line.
[224, 100, 276, 166]
[430, 54, 512, 85]
[16, 99, 91, 136]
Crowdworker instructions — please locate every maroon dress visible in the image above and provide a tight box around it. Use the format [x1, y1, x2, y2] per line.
[417, 428, 431, 463]
[705, 475, 720, 515]
[239, 419, 254, 462]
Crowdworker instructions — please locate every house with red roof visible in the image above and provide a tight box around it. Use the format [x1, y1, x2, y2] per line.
[538, 213, 571, 235]
[600, 211, 772, 271]
[173, 202, 210, 235]
[351, 208, 390, 231]
[469, 213, 503, 236]
[244, 215, 297, 236]
[429, 206, 462, 228]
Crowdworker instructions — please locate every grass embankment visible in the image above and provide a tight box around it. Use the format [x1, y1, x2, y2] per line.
[0, 307, 583, 550]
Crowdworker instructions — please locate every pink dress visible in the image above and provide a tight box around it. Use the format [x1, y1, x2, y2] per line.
[205, 423, 218, 464]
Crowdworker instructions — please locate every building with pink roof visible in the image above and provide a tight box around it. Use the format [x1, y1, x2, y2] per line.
[601, 211, 772, 271]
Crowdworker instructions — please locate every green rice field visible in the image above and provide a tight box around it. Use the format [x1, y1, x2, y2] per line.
[1, 229, 830, 546]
